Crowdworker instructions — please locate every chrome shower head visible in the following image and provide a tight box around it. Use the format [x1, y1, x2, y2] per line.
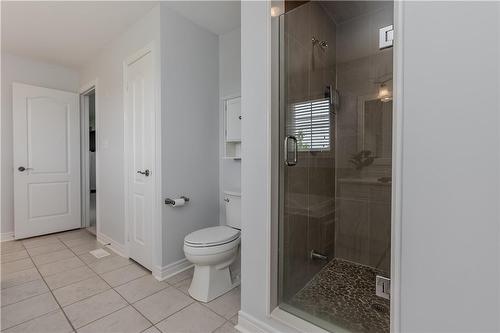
[312, 37, 328, 49]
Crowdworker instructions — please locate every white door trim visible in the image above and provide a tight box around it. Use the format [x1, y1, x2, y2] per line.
[79, 80, 100, 237]
[123, 42, 162, 274]
[389, 2, 404, 331]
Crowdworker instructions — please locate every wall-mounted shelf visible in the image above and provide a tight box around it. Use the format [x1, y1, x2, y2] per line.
[224, 96, 241, 159]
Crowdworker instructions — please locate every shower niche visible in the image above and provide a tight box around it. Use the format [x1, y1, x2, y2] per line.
[277, 1, 394, 332]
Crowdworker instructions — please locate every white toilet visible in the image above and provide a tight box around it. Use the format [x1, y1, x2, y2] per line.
[183, 191, 241, 302]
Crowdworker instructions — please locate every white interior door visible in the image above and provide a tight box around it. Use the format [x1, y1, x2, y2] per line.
[125, 50, 154, 270]
[13, 83, 81, 239]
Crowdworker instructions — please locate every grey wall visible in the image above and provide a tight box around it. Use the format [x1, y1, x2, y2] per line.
[399, 2, 499, 331]
[240, 2, 299, 331]
[1, 52, 80, 236]
[80, 6, 160, 246]
[160, 4, 220, 266]
[219, 28, 241, 225]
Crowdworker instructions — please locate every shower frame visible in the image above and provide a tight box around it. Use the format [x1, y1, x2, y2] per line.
[266, 1, 405, 332]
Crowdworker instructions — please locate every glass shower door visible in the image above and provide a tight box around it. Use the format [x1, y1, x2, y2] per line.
[279, 0, 336, 303]
[278, 2, 394, 332]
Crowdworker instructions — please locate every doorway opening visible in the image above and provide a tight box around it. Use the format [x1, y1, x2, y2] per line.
[277, 1, 394, 332]
[81, 87, 97, 236]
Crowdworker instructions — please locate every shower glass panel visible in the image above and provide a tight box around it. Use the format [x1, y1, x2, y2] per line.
[278, 2, 393, 332]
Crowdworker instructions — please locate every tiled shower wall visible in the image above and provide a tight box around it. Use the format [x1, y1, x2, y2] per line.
[334, 2, 393, 274]
[282, 1, 337, 299]
[282, 1, 394, 301]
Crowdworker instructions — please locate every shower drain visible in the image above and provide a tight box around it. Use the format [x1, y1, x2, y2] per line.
[371, 302, 389, 314]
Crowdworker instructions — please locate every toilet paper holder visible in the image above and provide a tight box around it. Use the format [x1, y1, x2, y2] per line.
[165, 196, 190, 206]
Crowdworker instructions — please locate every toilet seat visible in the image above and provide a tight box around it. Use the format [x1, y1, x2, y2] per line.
[184, 226, 240, 248]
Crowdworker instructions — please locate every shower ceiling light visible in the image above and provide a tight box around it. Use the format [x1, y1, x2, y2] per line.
[378, 83, 392, 102]
[271, 6, 282, 17]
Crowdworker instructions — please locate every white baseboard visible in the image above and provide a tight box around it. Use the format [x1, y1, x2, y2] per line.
[236, 311, 275, 333]
[152, 258, 193, 281]
[97, 232, 127, 258]
[236, 309, 330, 333]
[1, 232, 15, 242]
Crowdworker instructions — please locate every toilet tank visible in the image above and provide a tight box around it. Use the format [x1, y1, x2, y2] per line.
[224, 191, 241, 229]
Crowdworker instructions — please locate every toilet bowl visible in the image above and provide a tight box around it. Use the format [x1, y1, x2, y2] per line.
[183, 191, 241, 302]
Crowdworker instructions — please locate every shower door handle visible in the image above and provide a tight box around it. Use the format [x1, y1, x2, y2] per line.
[284, 135, 298, 166]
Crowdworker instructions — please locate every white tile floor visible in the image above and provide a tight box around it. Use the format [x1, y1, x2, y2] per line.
[0, 229, 240, 333]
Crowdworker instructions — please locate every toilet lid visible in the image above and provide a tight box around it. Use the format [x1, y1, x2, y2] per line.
[184, 226, 240, 247]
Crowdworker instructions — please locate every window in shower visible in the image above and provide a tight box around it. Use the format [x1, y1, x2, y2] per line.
[278, 1, 394, 332]
[289, 98, 331, 151]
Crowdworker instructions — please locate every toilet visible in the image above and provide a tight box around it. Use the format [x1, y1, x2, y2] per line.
[183, 191, 241, 302]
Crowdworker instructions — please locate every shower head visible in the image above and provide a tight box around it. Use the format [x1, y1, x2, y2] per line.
[312, 37, 328, 49]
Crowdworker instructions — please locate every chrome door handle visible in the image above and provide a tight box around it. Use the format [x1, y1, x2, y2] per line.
[137, 169, 150, 177]
[18, 166, 33, 172]
[284, 136, 298, 166]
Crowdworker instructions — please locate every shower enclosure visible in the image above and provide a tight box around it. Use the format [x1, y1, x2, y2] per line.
[278, 2, 394, 332]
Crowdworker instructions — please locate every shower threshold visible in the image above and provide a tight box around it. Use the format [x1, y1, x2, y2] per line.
[285, 258, 390, 333]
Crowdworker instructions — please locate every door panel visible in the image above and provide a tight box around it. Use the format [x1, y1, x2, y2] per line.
[13, 83, 80, 239]
[28, 97, 69, 173]
[126, 50, 154, 270]
[226, 97, 241, 142]
[28, 182, 69, 218]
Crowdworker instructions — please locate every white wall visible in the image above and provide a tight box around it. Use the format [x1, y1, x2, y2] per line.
[399, 2, 500, 332]
[219, 28, 241, 224]
[1, 52, 80, 236]
[160, 4, 220, 266]
[79, 6, 160, 246]
[240, 0, 270, 321]
[239, 2, 301, 332]
[239, 1, 500, 333]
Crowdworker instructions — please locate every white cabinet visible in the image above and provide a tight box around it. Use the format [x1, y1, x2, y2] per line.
[224, 97, 241, 159]
[225, 97, 241, 142]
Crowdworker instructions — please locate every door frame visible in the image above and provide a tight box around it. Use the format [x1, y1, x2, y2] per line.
[123, 42, 163, 276]
[80, 80, 99, 235]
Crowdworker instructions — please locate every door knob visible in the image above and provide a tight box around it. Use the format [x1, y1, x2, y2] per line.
[18, 166, 33, 172]
[137, 169, 150, 177]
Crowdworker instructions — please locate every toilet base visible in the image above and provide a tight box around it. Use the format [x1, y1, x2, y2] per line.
[188, 265, 238, 302]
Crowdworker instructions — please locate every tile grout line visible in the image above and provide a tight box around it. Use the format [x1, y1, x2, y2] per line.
[2, 231, 136, 331]
[10, 237, 78, 333]
[0, 307, 67, 332]
[61, 230, 173, 331]
[3, 230, 239, 332]
[49, 276, 112, 308]
[64, 233, 210, 331]
[154, 277, 234, 332]
[0, 288, 52, 309]
[28, 237, 79, 332]
[58, 232, 134, 331]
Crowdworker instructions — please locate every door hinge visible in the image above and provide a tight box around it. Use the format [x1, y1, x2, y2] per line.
[376, 275, 391, 300]
[379, 25, 394, 49]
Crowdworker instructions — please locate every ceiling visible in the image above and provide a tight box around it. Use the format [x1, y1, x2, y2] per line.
[164, 1, 240, 36]
[2, 1, 159, 68]
[2, 1, 240, 69]
[321, 1, 392, 24]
